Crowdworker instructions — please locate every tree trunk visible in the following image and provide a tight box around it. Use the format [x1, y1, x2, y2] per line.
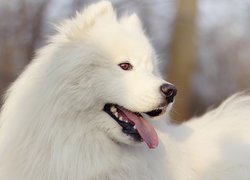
[167, 0, 197, 123]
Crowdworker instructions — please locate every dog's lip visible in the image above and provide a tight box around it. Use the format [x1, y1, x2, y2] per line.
[103, 103, 161, 149]
[144, 106, 167, 117]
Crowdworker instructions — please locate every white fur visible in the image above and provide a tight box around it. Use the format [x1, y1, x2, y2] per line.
[0, 1, 250, 179]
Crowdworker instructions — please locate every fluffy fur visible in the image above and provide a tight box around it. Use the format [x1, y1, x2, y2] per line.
[0, 1, 250, 179]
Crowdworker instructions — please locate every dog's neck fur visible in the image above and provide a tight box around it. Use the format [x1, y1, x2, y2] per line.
[0, 114, 170, 180]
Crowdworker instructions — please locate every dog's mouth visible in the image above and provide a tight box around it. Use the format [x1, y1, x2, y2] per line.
[103, 103, 167, 149]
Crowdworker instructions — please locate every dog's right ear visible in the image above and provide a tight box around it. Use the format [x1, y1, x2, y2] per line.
[54, 1, 116, 41]
[77, 1, 116, 27]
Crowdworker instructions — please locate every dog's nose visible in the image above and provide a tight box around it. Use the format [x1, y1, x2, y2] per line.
[160, 83, 177, 104]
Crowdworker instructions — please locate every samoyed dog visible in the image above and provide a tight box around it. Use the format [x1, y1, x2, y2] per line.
[0, 1, 250, 180]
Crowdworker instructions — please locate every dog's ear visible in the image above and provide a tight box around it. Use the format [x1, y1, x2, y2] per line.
[77, 1, 116, 27]
[120, 13, 143, 32]
[54, 1, 116, 41]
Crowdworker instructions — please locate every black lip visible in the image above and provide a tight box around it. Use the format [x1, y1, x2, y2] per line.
[145, 109, 163, 117]
[103, 104, 142, 142]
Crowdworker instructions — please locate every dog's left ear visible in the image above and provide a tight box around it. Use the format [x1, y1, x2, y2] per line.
[120, 13, 143, 32]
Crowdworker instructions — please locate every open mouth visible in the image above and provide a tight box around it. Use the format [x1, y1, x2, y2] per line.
[103, 103, 167, 149]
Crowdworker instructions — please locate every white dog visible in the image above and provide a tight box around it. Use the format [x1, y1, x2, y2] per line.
[0, 1, 250, 180]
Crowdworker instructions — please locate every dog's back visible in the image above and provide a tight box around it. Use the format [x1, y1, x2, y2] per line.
[162, 94, 250, 179]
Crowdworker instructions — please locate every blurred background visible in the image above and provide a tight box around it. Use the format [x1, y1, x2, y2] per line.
[0, 0, 250, 122]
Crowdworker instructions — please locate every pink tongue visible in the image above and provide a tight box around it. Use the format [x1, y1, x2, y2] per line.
[120, 108, 158, 149]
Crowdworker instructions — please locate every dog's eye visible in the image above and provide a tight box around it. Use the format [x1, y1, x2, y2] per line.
[118, 62, 133, 71]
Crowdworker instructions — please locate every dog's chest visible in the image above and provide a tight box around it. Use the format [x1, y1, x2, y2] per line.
[93, 154, 168, 180]
[96, 168, 167, 180]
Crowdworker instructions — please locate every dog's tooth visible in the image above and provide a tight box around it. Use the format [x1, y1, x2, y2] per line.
[119, 116, 123, 121]
[125, 120, 128, 123]
[133, 126, 137, 129]
[111, 106, 117, 113]
[114, 112, 118, 117]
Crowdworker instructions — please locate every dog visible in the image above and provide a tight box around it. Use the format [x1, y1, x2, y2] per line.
[0, 1, 249, 179]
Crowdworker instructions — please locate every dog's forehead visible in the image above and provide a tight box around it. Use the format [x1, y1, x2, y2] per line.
[90, 24, 154, 65]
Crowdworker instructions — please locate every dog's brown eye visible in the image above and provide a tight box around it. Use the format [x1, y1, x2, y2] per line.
[118, 62, 133, 71]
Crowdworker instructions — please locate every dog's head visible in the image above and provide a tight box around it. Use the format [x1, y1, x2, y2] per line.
[43, 1, 177, 148]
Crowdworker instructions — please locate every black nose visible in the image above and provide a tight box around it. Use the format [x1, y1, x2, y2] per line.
[160, 83, 177, 104]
